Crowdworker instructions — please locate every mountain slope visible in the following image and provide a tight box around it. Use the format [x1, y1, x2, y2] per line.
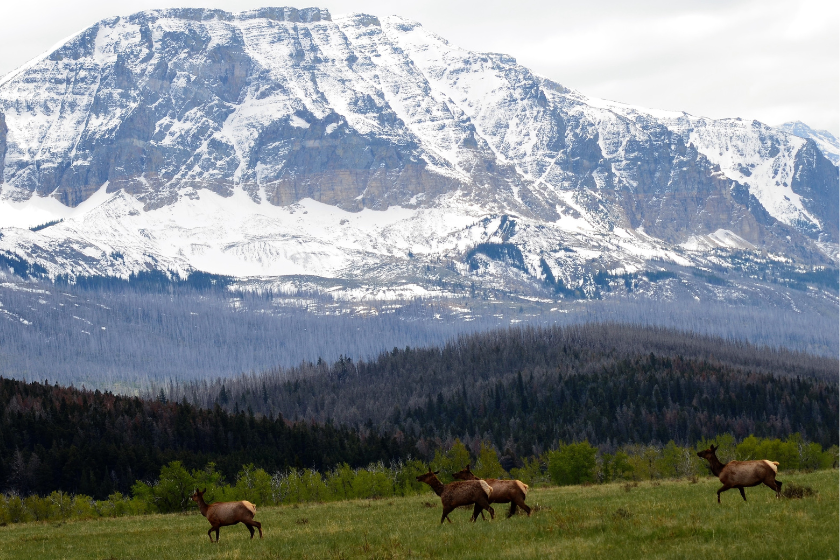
[0, 7, 836, 302]
[777, 121, 839, 166]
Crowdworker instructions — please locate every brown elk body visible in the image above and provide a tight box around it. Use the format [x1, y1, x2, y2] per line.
[452, 464, 531, 518]
[416, 469, 495, 524]
[697, 445, 782, 503]
[190, 488, 263, 542]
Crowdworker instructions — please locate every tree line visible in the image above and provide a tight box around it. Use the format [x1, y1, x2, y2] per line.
[0, 377, 411, 500]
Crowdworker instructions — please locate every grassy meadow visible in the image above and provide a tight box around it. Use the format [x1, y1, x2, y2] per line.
[0, 470, 836, 560]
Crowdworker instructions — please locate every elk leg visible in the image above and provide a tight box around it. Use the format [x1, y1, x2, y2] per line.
[207, 527, 215, 542]
[516, 498, 532, 516]
[441, 506, 454, 524]
[472, 503, 487, 521]
[764, 479, 782, 497]
[215, 527, 220, 542]
[247, 523, 255, 538]
[508, 503, 517, 518]
[254, 520, 263, 538]
[738, 487, 746, 501]
[477, 496, 495, 520]
[717, 484, 732, 503]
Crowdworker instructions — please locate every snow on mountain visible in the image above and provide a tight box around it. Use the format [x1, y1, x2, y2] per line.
[0, 7, 836, 300]
[776, 121, 839, 166]
[579, 97, 835, 237]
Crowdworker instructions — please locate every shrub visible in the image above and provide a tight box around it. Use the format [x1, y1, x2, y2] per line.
[782, 483, 817, 499]
[235, 464, 274, 505]
[548, 441, 597, 485]
[473, 442, 507, 480]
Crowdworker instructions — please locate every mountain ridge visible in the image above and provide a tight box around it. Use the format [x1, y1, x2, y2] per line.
[0, 7, 836, 304]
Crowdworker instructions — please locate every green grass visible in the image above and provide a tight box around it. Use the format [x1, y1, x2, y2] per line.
[1, 471, 836, 560]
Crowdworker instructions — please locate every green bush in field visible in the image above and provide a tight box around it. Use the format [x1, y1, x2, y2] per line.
[275, 468, 330, 503]
[509, 455, 550, 485]
[598, 450, 633, 482]
[430, 439, 471, 482]
[657, 441, 704, 478]
[49, 491, 75, 519]
[234, 464, 274, 505]
[93, 492, 143, 518]
[24, 494, 54, 521]
[351, 463, 395, 499]
[697, 433, 737, 463]
[130, 461, 233, 513]
[734, 434, 836, 470]
[1, 494, 28, 524]
[473, 442, 507, 479]
[70, 495, 97, 519]
[548, 441, 597, 485]
[393, 459, 428, 495]
[131, 461, 194, 513]
[325, 463, 356, 500]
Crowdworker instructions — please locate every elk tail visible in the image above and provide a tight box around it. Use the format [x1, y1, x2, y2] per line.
[763, 460, 779, 473]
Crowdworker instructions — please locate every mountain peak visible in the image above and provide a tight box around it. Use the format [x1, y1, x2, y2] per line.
[0, 7, 836, 296]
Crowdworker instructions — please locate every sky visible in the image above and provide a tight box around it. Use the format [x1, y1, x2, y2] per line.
[0, 0, 837, 134]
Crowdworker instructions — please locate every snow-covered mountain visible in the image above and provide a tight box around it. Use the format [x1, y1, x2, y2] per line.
[776, 121, 839, 167]
[0, 7, 836, 301]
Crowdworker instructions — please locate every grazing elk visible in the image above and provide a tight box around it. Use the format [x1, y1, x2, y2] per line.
[190, 488, 263, 542]
[415, 469, 495, 524]
[697, 444, 783, 503]
[452, 464, 531, 518]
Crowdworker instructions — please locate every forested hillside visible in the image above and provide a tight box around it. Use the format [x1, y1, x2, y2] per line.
[167, 324, 838, 457]
[0, 378, 410, 499]
[1, 324, 837, 500]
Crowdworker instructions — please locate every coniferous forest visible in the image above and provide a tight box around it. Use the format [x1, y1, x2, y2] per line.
[167, 323, 838, 456]
[2, 324, 835, 501]
[0, 377, 410, 499]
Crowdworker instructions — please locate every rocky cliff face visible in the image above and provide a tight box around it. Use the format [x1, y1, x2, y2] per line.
[0, 7, 836, 298]
[0, 111, 6, 185]
[777, 121, 839, 166]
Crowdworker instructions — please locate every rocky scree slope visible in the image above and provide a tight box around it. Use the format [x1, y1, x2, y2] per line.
[0, 7, 836, 300]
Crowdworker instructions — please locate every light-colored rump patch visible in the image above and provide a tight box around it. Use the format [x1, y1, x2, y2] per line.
[479, 479, 493, 498]
[762, 460, 779, 472]
[243, 501, 257, 515]
[516, 481, 529, 496]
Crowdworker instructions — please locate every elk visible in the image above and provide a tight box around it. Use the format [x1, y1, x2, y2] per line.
[697, 444, 782, 503]
[190, 488, 263, 542]
[415, 469, 495, 524]
[452, 464, 531, 518]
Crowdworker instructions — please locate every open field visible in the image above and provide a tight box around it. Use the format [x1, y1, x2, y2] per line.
[0, 470, 836, 560]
